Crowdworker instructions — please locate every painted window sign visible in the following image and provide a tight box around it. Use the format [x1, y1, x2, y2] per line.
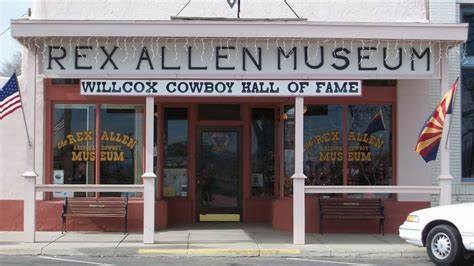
[304, 130, 384, 162]
[42, 40, 435, 77]
[56, 130, 138, 162]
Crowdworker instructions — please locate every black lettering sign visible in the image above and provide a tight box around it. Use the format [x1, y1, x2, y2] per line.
[242, 47, 262, 71]
[411, 48, 430, 71]
[277, 47, 297, 70]
[216, 46, 236, 70]
[331, 48, 350, 70]
[383, 48, 403, 70]
[161, 46, 180, 70]
[75, 46, 93, 70]
[100, 46, 119, 70]
[188, 46, 207, 70]
[48, 46, 66, 70]
[304, 46, 324, 69]
[358, 47, 377, 71]
[136, 47, 154, 70]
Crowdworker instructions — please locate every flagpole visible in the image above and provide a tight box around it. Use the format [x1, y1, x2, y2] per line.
[444, 77, 459, 149]
[15, 73, 32, 147]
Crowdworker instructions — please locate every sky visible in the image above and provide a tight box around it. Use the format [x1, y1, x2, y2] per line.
[0, 0, 32, 68]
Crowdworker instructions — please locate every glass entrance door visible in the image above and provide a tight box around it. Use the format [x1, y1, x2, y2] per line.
[197, 127, 241, 221]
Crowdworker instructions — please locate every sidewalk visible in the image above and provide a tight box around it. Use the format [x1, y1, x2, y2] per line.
[0, 224, 425, 258]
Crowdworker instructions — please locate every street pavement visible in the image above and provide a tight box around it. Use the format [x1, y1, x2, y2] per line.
[0, 224, 429, 261]
[0, 255, 435, 265]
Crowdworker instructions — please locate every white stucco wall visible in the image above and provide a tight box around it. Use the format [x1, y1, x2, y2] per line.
[396, 80, 433, 202]
[31, 0, 428, 22]
[0, 49, 45, 200]
[429, 0, 474, 203]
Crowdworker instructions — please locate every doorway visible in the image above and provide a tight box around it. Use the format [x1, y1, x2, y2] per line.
[196, 127, 242, 222]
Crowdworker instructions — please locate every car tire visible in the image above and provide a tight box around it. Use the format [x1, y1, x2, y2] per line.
[426, 224, 464, 265]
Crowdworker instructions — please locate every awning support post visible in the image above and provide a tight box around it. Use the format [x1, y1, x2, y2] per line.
[143, 96, 157, 244]
[292, 96, 307, 244]
[22, 46, 38, 243]
[438, 54, 453, 206]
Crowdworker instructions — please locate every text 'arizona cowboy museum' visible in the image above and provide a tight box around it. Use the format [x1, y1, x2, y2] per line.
[1, 0, 471, 244]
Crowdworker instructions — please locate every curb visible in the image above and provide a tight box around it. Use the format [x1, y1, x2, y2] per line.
[138, 248, 301, 256]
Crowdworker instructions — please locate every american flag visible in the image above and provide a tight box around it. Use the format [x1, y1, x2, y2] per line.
[0, 73, 22, 120]
[415, 78, 459, 162]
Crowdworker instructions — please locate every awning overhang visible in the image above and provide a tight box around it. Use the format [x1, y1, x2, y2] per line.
[10, 19, 468, 44]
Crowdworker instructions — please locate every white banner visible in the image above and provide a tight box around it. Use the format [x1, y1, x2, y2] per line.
[80, 80, 362, 97]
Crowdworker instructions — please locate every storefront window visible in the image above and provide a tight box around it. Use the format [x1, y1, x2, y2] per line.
[163, 108, 188, 197]
[52, 104, 95, 197]
[461, 5, 474, 181]
[283, 104, 393, 196]
[251, 108, 275, 196]
[461, 68, 474, 180]
[283, 105, 343, 195]
[100, 104, 144, 196]
[347, 105, 392, 186]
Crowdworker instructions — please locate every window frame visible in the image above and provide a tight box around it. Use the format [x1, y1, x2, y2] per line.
[162, 106, 190, 198]
[45, 79, 146, 199]
[250, 107, 277, 198]
[279, 84, 397, 198]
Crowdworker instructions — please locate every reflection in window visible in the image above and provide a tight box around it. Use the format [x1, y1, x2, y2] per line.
[100, 105, 143, 196]
[52, 104, 95, 197]
[283, 105, 343, 196]
[347, 105, 392, 186]
[164, 108, 188, 197]
[251, 109, 275, 196]
[462, 68, 474, 179]
[304, 105, 343, 186]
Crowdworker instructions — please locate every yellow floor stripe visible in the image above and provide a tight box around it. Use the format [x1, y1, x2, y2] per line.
[138, 248, 301, 256]
[199, 214, 240, 222]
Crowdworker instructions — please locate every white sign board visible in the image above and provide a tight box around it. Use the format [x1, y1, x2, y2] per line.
[42, 39, 437, 78]
[80, 80, 362, 97]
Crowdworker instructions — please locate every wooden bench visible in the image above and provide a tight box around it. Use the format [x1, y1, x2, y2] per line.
[62, 197, 128, 233]
[319, 198, 384, 235]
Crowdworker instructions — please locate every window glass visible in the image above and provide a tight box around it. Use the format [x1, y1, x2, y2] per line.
[462, 6, 474, 56]
[251, 109, 275, 196]
[52, 104, 95, 197]
[283, 105, 295, 196]
[347, 105, 392, 187]
[462, 68, 474, 180]
[100, 104, 143, 196]
[164, 108, 188, 197]
[283, 105, 343, 196]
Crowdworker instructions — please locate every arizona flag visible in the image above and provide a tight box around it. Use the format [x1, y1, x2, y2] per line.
[365, 109, 386, 135]
[0, 73, 22, 120]
[415, 78, 459, 162]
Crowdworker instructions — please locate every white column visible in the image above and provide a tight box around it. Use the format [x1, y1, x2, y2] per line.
[438, 55, 452, 206]
[23, 171, 37, 243]
[142, 96, 157, 244]
[22, 47, 38, 243]
[292, 97, 307, 244]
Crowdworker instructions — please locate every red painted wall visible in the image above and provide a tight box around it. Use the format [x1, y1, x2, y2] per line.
[244, 198, 273, 223]
[0, 200, 167, 232]
[167, 197, 194, 225]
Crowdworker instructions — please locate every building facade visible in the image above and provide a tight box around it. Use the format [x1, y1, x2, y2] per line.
[0, 0, 471, 236]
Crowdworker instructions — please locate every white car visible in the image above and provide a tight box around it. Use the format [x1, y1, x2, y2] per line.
[399, 203, 474, 265]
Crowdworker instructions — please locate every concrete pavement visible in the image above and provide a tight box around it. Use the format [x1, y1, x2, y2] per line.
[0, 224, 426, 258]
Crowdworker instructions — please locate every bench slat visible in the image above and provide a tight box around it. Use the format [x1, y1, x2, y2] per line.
[319, 198, 384, 234]
[62, 197, 128, 233]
